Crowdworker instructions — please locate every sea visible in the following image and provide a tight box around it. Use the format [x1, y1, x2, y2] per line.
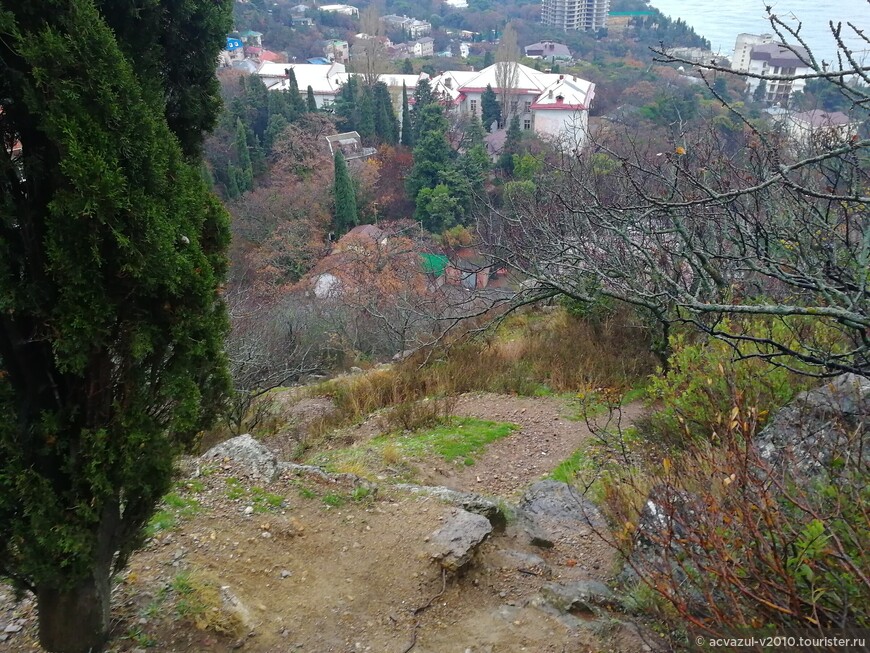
[647, 0, 870, 69]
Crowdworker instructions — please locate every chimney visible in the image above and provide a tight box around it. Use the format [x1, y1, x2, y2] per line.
[548, 89, 553, 99]
[556, 94, 564, 103]
[445, 77, 452, 89]
[572, 75, 577, 82]
[559, 74, 564, 80]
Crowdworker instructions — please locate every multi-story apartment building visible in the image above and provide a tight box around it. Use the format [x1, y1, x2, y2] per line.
[743, 43, 810, 104]
[541, 0, 609, 31]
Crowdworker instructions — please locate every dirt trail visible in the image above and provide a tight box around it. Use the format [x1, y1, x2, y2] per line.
[421, 393, 645, 498]
[0, 392, 652, 653]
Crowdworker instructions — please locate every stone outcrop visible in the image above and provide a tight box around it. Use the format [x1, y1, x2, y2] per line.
[428, 509, 493, 571]
[755, 373, 869, 479]
[515, 480, 606, 548]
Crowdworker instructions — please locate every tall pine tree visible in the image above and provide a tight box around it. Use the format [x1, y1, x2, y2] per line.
[333, 150, 358, 233]
[373, 81, 398, 145]
[307, 85, 318, 111]
[401, 81, 414, 147]
[0, 2, 232, 651]
[481, 84, 501, 132]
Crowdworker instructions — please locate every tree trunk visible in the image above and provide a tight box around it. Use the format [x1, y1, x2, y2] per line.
[37, 570, 111, 653]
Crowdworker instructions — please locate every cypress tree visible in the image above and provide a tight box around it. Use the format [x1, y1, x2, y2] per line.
[401, 82, 414, 147]
[357, 85, 376, 140]
[307, 85, 318, 111]
[499, 114, 522, 174]
[373, 82, 398, 145]
[333, 150, 359, 233]
[286, 68, 307, 115]
[235, 118, 254, 192]
[481, 84, 501, 132]
[0, 1, 232, 651]
[401, 58, 414, 74]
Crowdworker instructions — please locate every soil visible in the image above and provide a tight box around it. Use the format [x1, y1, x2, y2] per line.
[0, 392, 651, 653]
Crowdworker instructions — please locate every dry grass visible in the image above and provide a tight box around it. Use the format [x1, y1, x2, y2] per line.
[308, 306, 655, 433]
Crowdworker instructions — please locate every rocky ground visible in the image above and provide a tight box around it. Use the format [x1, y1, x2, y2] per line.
[0, 392, 658, 653]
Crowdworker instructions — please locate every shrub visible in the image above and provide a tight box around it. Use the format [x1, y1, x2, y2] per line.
[646, 319, 815, 447]
[601, 395, 869, 645]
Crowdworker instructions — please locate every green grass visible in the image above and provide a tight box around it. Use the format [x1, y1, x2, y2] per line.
[379, 417, 517, 462]
[250, 486, 285, 513]
[145, 492, 201, 537]
[549, 447, 595, 484]
[307, 417, 518, 478]
[322, 493, 346, 507]
[225, 477, 245, 500]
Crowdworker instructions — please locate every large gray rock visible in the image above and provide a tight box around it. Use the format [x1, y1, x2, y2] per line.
[429, 509, 493, 571]
[515, 480, 606, 547]
[394, 484, 506, 526]
[201, 434, 279, 481]
[755, 373, 870, 478]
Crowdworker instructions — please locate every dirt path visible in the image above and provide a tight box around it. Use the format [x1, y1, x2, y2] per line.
[420, 393, 645, 498]
[0, 393, 652, 653]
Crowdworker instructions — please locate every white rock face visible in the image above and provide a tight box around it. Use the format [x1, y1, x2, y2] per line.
[200, 434, 279, 481]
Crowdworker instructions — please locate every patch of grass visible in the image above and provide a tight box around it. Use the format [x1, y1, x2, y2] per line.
[305, 307, 655, 441]
[145, 492, 200, 537]
[391, 417, 517, 463]
[322, 493, 346, 507]
[250, 486, 285, 513]
[351, 486, 373, 502]
[170, 570, 245, 635]
[181, 479, 206, 493]
[297, 486, 317, 500]
[125, 626, 156, 648]
[550, 447, 595, 484]
[225, 477, 245, 500]
[309, 417, 517, 478]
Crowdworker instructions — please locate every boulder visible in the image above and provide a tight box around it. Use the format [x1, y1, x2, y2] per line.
[515, 480, 606, 547]
[429, 509, 493, 571]
[395, 484, 506, 526]
[755, 373, 869, 479]
[200, 434, 279, 481]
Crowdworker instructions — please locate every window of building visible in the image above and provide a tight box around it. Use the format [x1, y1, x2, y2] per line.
[524, 101, 532, 113]
[523, 118, 531, 130]
[470, 99, 477, 114]
[510, 100, 518, 114]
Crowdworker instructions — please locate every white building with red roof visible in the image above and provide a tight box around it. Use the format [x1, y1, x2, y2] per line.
[257, 60, 595, 147]
[429, 62, 595, 146]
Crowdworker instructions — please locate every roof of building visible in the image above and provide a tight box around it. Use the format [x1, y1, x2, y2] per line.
[259, 61, 347, 93]
[307, 57, 333, 65]
[231, 59, 259, 74]
[319, 3, 358, 12]
[430, 63, 595, 110]
[240, 30, 263, 37]
[524, 41, 571, 59]
[420, 253, 449, 275]
[259, 50, 284, 62]
[416, 37, 434, 44]
[226, 37, 243, 51]
[790, 110, 854, 127]
[529, 75, 595, 111]
[749, 43, 809, 67]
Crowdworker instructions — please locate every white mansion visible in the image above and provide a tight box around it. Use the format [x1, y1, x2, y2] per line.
[258, 61, 595, 148]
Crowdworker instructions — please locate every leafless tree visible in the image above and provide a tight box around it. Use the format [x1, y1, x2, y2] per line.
[484, 11, 870, 377]
[494, 23, 521, 126]
[356, 1, 388, 87]
[224, 289, 321, 434]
